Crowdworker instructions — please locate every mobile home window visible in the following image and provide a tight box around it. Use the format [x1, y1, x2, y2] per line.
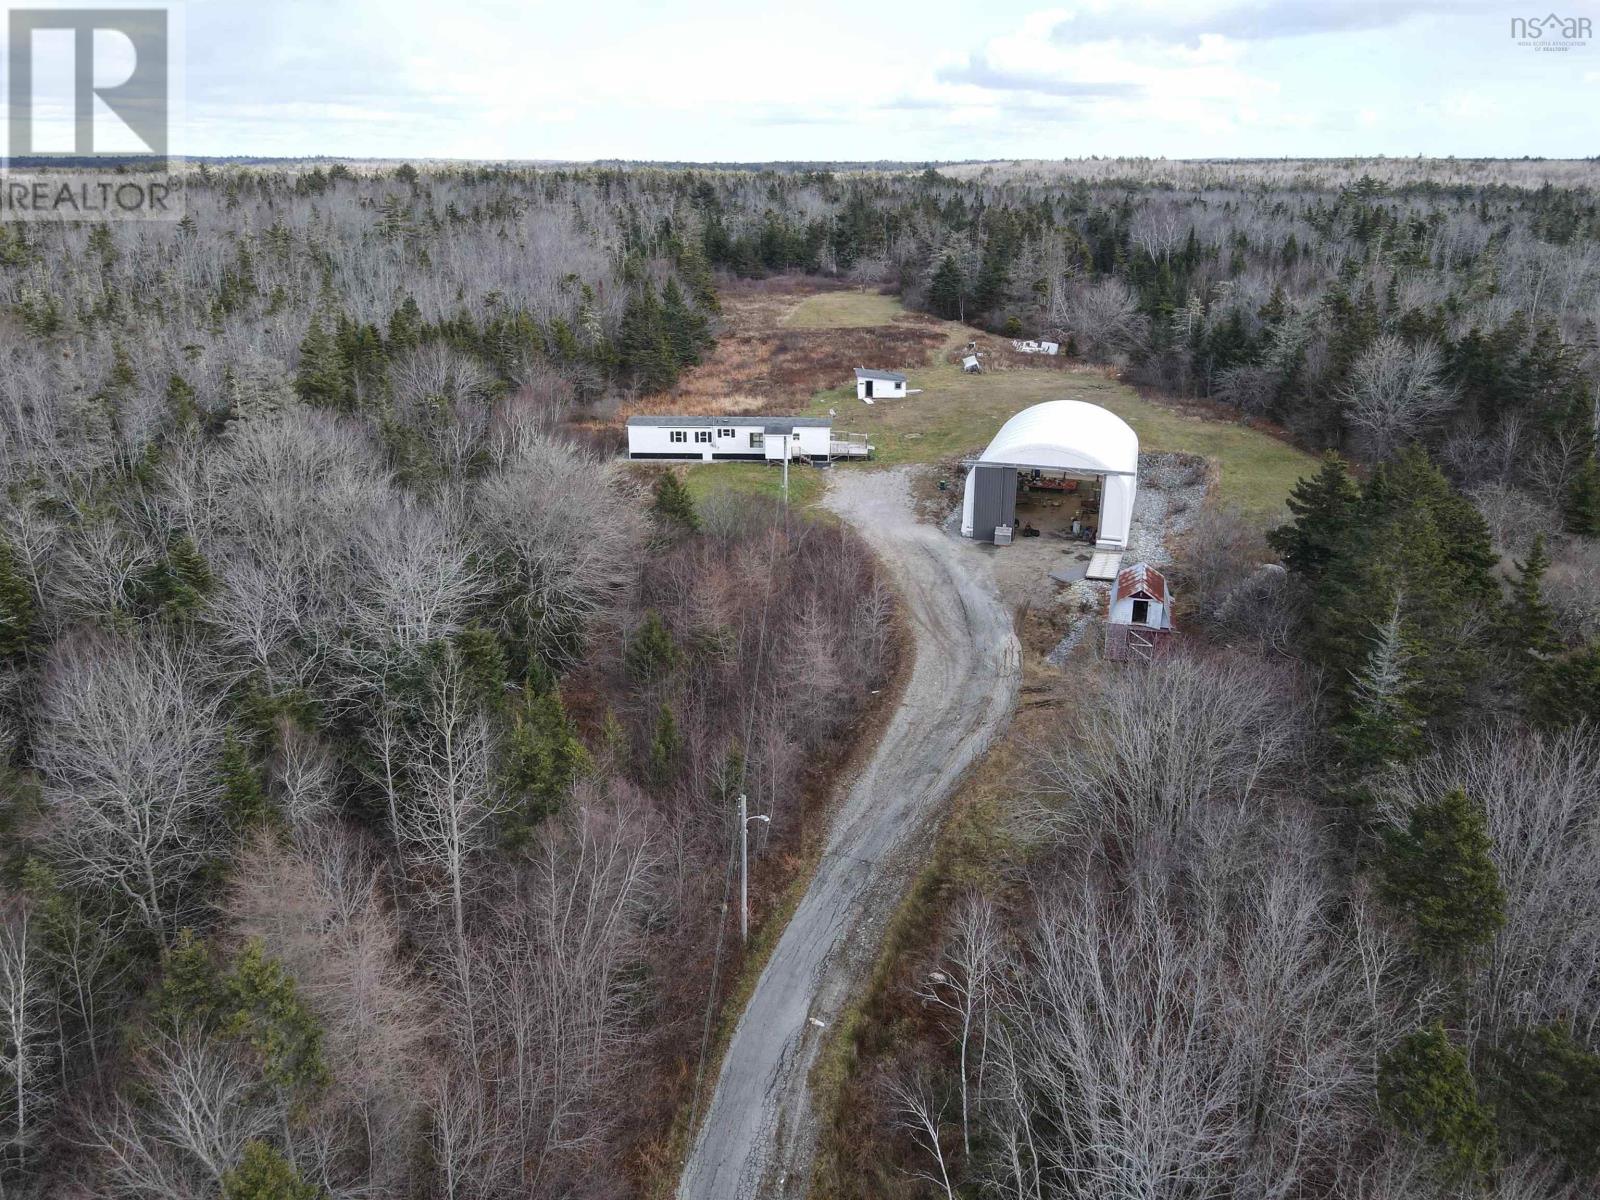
[669, 430, 687, 444]
[717, 428, 735, 439]
[750, 433, 765, 448]
[695, 431, 712, 444]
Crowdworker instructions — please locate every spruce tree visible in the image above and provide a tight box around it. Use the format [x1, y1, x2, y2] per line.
[1267, 451, 1360, 580]
[143, 535, 215, 620]
[652, 471, 700, 532]
[1565, 454, 1600, 537]
[223, 940, 330, 1095]
[0, 534, 37, 661]
[928, 254, 965, 321]
[294, 311, 351, 410]
[501, 684, 592, 832]
[1501, 533, 1560, 710]
[1488, 1024, 1600, 1174]
[1379, 1021, 1497, 1183]
[222, 1141, 321, 1200]
[1536, 642, 1600, 731]
[626, 611, 680, 683]
[646, 702, 681, 789]
[1333, 599, 1423, 785]
[219, 732, 272, 833]
[1377, 788, 1506, 965]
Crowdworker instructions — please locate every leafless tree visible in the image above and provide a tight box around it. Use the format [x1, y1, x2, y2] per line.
[83, 1031, 278, 1199]
[474, 436, 645, 666]
[35, 632, 225, 935]
[1049, 277, 1149, 363]
[1032, 652, 1308, 845]
[916, 892, 1003, 1159]
[0, 901, 52, 1163]
[1341, 336, 1456, 462]
[885, 1068, 957, 1200]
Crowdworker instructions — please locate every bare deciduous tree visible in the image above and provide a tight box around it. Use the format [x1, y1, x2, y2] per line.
[35, 633, 225, 935]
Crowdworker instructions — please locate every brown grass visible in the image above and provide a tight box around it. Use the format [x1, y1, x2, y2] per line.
[619, 278, 947, 419]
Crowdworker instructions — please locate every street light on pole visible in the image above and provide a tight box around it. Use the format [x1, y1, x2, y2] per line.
[738, 793, 770, 943]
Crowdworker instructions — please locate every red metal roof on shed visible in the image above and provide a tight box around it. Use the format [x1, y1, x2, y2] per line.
[1114, 563, 1169, 604]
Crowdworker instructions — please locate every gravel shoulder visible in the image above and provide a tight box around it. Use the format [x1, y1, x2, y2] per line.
[676, 466, 1020, 1200]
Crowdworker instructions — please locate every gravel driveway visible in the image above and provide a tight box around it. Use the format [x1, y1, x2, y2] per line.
[677, 466, 1021, 1200]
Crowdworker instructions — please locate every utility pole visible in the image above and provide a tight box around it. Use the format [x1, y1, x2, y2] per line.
[782, 445, 789, 507]
[738, 794, 770, 943]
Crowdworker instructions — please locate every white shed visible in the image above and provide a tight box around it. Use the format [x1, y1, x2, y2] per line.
[625, 415, 870, 463]
[1106, 562, 1176, 661]
[855, 368, 907, 402]
[960, 400, 1139, 549]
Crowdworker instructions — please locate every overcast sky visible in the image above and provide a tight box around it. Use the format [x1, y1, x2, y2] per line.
[176, 0, 1597, 160]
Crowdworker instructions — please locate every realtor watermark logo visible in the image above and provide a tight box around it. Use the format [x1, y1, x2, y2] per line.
[1, 4, 183, 219]
[1511, 12, 1591, 52]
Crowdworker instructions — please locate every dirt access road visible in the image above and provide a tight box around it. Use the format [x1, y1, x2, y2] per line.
[677, 467, 1021, 1200]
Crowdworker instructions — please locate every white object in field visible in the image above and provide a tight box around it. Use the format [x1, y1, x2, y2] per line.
[854, 367, 908, 401]
[994, 525, 1013, 546]
[861, 396, 874, 405]
[960, 400, 1139, 550]
[1086, 551, 1123, 581]
[1040, 340, 1060, 355]
[962, 354, 981, 372]
[808, 1017, 827, 1029]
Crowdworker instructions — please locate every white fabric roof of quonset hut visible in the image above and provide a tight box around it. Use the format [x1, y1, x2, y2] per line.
[967, 399, 1139, 549]
[977, 400, 1138, 476]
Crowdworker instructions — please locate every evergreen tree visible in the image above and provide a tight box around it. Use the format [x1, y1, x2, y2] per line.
[219, 731, 273, 833]
[626, 610, 680, 683]
[618, 285, 679, 393]
[0, 533, 37, 661]
[652, 471, 700, 532]
[1268, 451, 1360, 580]
[660, 277, 708, 368]
[1332, 599, 1424, 785]
[928, 254, 965, 321]
[1565, 454, 1600, 537]
[151, 929, 226, 1029]
[645, 702, 680, 789]
[294, 311, 351, 410]
[165, 372, 198, 431]
[1487, 1024, 1600, 1175]
[1501, 534, 1561, 709]
[1309, 450, 1497, 723]
[1377, 788, 1506, 965]
[501, 684, 592, 832]
[1535, 642, 1600, 731]
[140, 534, 214, 620]
[223, 940, 330, 1097]
[1379, 1021, 1497, 1183]
[222, 1140, 321, 1200]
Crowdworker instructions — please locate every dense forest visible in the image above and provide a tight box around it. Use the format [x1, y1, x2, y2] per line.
[0, 156, 1598, 1197]
[0, 166, 894, 1197]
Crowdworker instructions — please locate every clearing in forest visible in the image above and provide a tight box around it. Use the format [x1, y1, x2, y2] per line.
[667, 280, 1317, 517]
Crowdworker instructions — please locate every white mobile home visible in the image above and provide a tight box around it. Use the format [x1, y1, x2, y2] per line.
[625, 415, 871, 464]
[854, 368, 907, 402]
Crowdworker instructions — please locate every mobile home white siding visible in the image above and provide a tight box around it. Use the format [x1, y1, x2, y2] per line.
[625, 417, 835, 462]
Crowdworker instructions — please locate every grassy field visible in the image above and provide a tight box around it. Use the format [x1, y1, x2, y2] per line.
[782, 290, 909, 329]
[680, 460, 827, 509]
[815, 358, 1317, 516]
[676, 283, 1316, 518]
